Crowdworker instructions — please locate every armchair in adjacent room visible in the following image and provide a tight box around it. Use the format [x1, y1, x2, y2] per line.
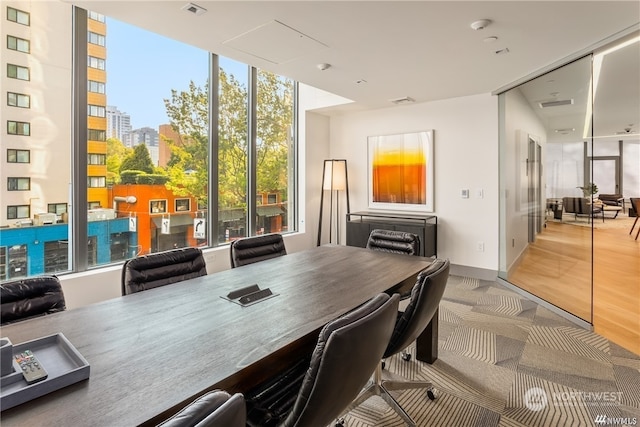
[562, 197, 604, 222]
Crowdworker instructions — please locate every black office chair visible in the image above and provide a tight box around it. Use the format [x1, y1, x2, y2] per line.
[630, 198, 640, 240]
[1, 275, 66, 325]
[157, 390, 246, 427]
[338, 259, 450, 427]
[121, 247, 207, 295]
[366, 229, 420, 256]
[245, 292, 400, 427]
[229, 234, 287, 268]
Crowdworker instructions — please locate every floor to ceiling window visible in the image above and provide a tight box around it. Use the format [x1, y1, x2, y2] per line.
[0, 1, 298, 280]
[498, 32, 640, 354]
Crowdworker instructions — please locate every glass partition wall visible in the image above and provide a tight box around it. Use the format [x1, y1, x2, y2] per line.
[498, 33, 640, 354]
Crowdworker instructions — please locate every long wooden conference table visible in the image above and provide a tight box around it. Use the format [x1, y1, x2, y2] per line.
[0, 244, 436, 426]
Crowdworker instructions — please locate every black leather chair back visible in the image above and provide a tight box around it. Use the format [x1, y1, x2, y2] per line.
[281, 292, 399, 427]
[122, 247, 207, 295]
[157, 390, 246, 427]
[229, 234, 286, 268]
[366, 229, 420, 256]
[384, 259, 450, 358]
[1, 275, 66, 325]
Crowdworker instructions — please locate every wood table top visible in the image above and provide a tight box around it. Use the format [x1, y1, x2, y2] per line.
[0, 244, 433, 426]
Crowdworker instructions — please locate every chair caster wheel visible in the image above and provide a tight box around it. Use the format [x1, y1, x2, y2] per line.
[427, 387, 437, 400]
[401, 352, 411, 361]
[335, 417, 345, 426]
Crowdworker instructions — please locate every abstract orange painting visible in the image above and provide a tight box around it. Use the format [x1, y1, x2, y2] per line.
[368, 130, 434, 211]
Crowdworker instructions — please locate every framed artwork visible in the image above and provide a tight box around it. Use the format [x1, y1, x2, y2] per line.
[368, 130, 434, 212]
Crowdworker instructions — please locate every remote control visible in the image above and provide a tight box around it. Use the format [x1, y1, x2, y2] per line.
[14, 350, 48, 384]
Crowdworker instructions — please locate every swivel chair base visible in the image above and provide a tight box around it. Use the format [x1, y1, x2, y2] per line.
[336, 361, 436, 427]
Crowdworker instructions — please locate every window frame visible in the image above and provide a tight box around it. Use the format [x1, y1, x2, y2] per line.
[7, 6, 30, 26]
[150, 200, 168, 214]
[7, 92, 30, 108]
[48, 203, 68, 215]
[7, 149, 30, 163]
[175, 198, 191, 212]
[7, 63, 29, 81]
[7, 35, 30, 53]
[7, 205, 30, 220]
[8, 177, 31, 191]
[87, 176, 106, 188]
[7, 120, 30, 136]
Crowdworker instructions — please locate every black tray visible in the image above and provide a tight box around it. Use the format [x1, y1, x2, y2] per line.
[0, 333, 90, 411]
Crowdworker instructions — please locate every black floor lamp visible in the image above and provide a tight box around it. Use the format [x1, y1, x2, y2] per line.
[317, 159, 351, 246]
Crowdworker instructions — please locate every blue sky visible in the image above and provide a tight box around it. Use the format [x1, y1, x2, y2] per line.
[105, 18, 247, 130]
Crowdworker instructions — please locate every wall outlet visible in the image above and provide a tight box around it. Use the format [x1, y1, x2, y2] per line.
[476, 241, 485, 252]
[461, 189, 469, 199]
[476, 188, 484, 198]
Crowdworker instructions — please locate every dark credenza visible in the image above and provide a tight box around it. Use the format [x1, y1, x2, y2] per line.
[346, 211, 437, 257]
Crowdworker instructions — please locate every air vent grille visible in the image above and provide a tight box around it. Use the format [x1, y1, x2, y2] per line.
[538, 99, 574, 108]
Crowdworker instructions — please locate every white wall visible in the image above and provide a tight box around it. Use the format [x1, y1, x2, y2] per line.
[323, 93, 499, 273]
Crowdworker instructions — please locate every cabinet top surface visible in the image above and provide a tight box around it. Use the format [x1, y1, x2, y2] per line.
[348, 211, 437, 220]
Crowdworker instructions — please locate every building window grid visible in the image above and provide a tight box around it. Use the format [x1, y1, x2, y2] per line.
[88, 56, 105, 70]
[88, 31, 105, 46]
[48, 203, 68, 215]
[87, 176, 106, 188]
[7, 121, 30, 136]
[88, 11, 105, 22]
[88, 80, 105, 94]
[88, 128, 106, 141]
[7, 149, 30, 163]
[7, 7, 30, 26]
[7, 92, 30, 108]
[7, 35, 30, 53]
[7, 64, 29, 81]
[88, 153, 106, 165]
[88, 105, 106, 117]
[7, 205, 30, 219]
[8, 177, 31, 191]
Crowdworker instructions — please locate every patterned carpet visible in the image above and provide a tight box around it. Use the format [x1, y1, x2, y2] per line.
[335, 275, 640, 426]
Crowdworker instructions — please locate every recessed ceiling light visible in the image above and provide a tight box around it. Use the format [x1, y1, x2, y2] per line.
[355, 79, 367, 84]
[317, 63, 331, 71]
[495, 48, 510, 55]
[181, 2, 207, 16]
[470, 19, 491, 31]
[483, 36, 498, 43]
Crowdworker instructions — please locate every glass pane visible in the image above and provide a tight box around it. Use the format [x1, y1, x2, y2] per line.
[256, 70, 294, 235]
[218, 57, 248, 243]
[500, 56, 594, 323]
[100, 15, 209, 261]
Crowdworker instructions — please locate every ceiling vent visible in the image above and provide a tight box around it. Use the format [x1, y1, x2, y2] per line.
[181, 2, 207, 16]
[538, 99, 574, 108]
[390, 96, 415, 105]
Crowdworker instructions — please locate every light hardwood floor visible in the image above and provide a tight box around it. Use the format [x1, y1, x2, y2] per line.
[509, 216, 639, 355]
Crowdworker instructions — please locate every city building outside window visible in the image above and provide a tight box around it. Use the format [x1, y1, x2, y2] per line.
[7, 7, 30, 25]
[7, 205, 30, 219]
[8, 177, 31, 191]
[7, 149, 30, 163]
[7, 64, 29, 80]
[7, 92, 30, 108]
[7, 35, 30, 53]
[7, 121, 30, 135]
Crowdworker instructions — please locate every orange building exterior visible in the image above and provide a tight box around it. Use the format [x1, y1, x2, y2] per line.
[109, 184, 201, 255]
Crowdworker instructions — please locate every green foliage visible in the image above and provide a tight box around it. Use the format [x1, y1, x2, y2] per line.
[120, 143, 154, 174]
[120, 170, 169, 185]
[106, 138, 132, 184]
[578, 182, 598, 197]
[161, 69, 294, 209]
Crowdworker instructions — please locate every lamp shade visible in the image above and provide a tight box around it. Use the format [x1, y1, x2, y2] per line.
[322, 160, 347, 191]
